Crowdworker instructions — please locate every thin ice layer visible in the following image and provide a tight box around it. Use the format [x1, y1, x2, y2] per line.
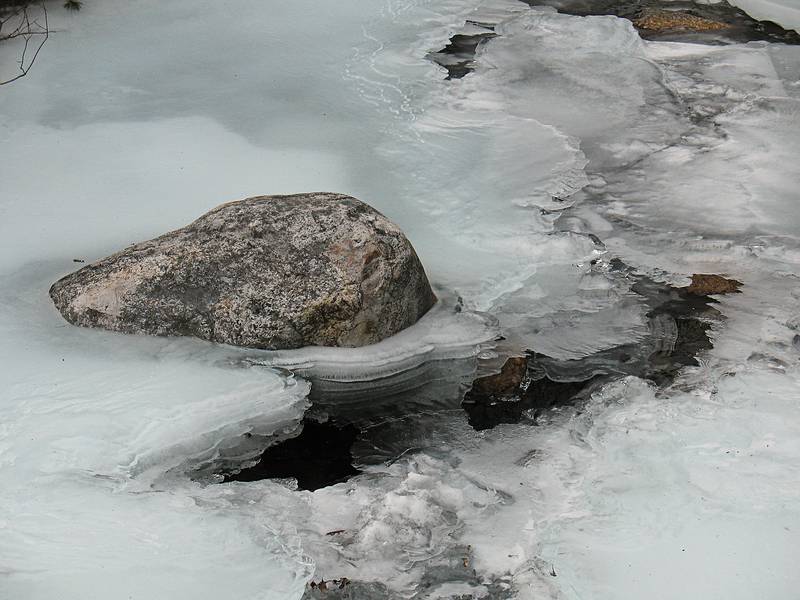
[254, 296, 498, 381]
[0, 273, 312, 599]
[0, 1, 373, 595]
[347, 4, 655, 357]
[0, 1, 525, 596]
[264, 7, 800, 600]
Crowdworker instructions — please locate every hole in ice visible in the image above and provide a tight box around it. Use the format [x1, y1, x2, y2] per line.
[426, 21, 497, 79]
[222, 418, 361, 491]
[206, 356, 479, 490]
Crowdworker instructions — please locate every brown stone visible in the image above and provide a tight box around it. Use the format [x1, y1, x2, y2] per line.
[468, 356, 528, 398]
[49, 193, 437, 349]
[633, 10, 728, 33]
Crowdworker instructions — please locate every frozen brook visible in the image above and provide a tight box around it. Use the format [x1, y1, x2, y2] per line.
[1, 0, 799, 598]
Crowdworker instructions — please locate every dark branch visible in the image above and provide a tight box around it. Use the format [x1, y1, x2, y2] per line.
[0, 2, 48, 85]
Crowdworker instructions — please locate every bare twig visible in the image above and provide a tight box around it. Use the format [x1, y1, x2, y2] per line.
[0, 2, 49, 86]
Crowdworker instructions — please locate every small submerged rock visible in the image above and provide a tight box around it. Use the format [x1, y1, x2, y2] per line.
[467, 356, 528, 398]
[49, 193, 436, 349]
[462, 355, 599, 430]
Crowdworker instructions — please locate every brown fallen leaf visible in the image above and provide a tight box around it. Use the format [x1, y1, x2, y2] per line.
[685, 274, 743, 296]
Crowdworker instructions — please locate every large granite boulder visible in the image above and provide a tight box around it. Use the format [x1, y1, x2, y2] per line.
[49, 193, 436, 349]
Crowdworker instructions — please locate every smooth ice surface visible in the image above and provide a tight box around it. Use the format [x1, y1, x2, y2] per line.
[2, 0, 800, 598]
[1, 1, 378, 597]
[0, 1, 519, 596]
[0, 265, 312, 599]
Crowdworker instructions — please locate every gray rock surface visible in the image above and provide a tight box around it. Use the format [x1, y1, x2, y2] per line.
[49, 193, 437, 349]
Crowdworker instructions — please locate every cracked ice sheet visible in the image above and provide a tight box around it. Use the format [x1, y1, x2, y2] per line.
[287, 12, 800, 600]
[350, 6, 678, 358]
[455, 372, 800, 600]
[595, 41, 800, 239]
[277, 10, 800, 600]
[524, 29, 800, 600]
[346, 4, 601, 315]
